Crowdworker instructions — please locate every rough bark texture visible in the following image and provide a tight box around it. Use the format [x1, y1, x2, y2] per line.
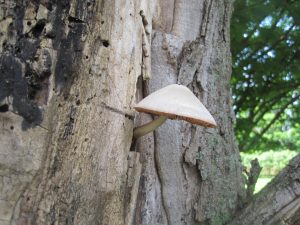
[228, 154, 300, 225]
[135, 1, 245, 225]
[0, 0, 148, 224]
[0, 0, 245, 225]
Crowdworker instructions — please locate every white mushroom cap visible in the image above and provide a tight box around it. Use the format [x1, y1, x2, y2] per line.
[134, 84, 217, 128]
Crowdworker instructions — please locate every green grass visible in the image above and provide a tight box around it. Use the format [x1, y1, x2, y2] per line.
[255, 177, 272, 193]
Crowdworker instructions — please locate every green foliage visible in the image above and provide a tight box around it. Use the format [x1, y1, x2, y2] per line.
[231, 0, 300, 152]
[241, 150, 297, 177]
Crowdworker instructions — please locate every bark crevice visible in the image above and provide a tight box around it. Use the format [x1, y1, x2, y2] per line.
[153, 132, 171, 225]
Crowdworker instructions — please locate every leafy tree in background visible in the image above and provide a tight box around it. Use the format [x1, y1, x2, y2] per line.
[231, 0, 300, 152]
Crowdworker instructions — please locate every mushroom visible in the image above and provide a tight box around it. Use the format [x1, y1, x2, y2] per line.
[133, 84, 217, 139]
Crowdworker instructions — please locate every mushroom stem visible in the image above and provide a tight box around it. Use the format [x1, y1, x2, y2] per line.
[133, 116, 168, 139]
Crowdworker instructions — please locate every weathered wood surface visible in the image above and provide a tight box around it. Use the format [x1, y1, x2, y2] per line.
[0, 0, 246, 225]
[0, 0, 146, 224]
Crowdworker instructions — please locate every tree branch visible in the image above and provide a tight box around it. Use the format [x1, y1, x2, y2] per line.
[242, 9, 285, 46]
[255, 24, 295, 61]
[245, 159, 262, 201]
[252, 89, 293, 124]
[228, 154, 300, 225]
[243, 94, 300, 151]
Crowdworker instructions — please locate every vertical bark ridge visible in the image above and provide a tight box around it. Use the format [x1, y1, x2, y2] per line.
[153, 132, 171, 225]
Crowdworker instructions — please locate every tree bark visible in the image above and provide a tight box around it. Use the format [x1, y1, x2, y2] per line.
[1, 0, 145, 224]
[0, 0, 245, 225]
[135, 1, 246, 225]
[228, 154, 300, 225]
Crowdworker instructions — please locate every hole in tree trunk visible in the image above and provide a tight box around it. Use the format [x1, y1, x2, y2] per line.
[0, 104, 9, 112]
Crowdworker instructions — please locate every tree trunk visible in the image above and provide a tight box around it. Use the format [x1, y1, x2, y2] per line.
[135, 0, 246, 225]
[228, 154, 300, 225]
[0, 1, 245, 225]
